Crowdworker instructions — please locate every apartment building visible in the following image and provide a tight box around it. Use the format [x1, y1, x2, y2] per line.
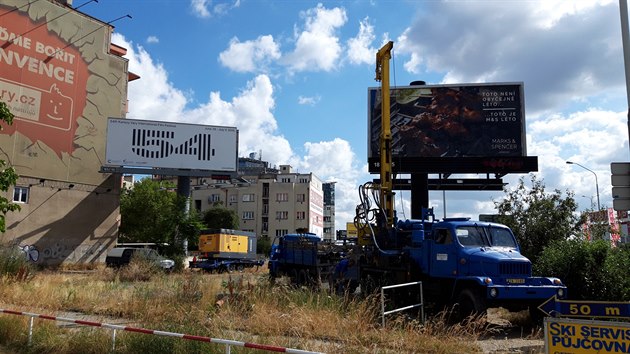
[322, 182, 336, 241]
[191, 163, 329, 238]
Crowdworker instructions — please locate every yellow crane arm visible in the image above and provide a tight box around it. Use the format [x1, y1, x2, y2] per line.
[375, 41, 394, 228]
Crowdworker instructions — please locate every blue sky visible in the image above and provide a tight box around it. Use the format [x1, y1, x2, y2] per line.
[81, 0, 628, 230]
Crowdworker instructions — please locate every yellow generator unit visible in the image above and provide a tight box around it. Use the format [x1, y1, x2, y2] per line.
[198, 229, 257, 260]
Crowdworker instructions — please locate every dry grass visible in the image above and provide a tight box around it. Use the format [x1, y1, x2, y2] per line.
[0, 267, 492, 353]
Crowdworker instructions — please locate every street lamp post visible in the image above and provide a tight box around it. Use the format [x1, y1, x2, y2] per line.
[567, 161, 601, 211]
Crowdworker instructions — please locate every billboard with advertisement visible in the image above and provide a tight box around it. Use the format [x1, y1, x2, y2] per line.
[0, 1, 129, 185]
[367, 83, 532, 174]
[105, 118, 238, 172]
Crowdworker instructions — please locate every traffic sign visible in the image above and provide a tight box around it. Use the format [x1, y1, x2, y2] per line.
[612, 175, 630, 187]
[613, 187, 630, 199]
[611, 162, 630, 175]
[539, 296, 630, 319]
[614, 199, 630, 211]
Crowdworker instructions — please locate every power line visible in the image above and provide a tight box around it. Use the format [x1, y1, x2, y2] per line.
[2, 0, 99, 49]
[0, 0, 44, 18]
[44, 14, 132, 63]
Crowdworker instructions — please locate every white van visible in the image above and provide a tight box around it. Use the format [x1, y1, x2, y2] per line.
[105, 247, 175, 270]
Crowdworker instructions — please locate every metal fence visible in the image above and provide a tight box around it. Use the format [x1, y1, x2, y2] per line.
[380, 281, 424, 327]
[0, 308, 323, 354]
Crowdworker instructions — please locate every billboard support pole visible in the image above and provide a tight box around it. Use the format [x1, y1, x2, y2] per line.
[177, 176, 191, 255]
[620, 0, 630, 156]
[411, 173, 428, 219]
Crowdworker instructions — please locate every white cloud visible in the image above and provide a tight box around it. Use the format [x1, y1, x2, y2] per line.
[146, 36, 159, 44]
[395, 1, 623, 115]
[190, 0, 211, 18]
[297, 95, 321, 106]
[190, 0, 240, 18]
[283, 4, 347, 72]
[346, 17, 375, 65]
[218, 35, 281, 73]
[112, 34, 188, 121]
[116, 33, 366, 228]
[291, 139, 366, 229]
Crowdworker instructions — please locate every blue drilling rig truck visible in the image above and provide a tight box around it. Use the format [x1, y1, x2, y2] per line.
[268, 40, 566, 320]
[267, 210, 566, 320]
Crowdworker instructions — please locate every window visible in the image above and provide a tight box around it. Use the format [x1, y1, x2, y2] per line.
[262, 204, 269, 215]
[194, 200, 202, 212]
[242, 193, 255, 202]
[276, 229, 288, 237]
[281, 177, 292, 183]
[296, 211, 306, 220]
[296, 194, 306, 202]
[263, 222, 268, 232]
[324, 216, 331, 222]
[209, 194, 220, 202]
[456, 227, 486, 247]
[13, 186, 28, 203]
[299, 178, 309, 183]
[242, 211, 254, 220]
[276, 193, 288, 202]
[229, 195, 237, 203]
[434, 229, 453, 245]
[276, 211, 288, 220]
[262, 184, 269, 198]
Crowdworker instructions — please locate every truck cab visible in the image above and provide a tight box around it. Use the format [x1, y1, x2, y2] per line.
[399, 217, 566, 317]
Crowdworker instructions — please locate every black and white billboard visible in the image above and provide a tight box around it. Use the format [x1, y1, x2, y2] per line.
[105, 118, 238, 171]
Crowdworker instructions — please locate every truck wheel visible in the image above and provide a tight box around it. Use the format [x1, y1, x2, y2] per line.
[227, 264, 235, 273]
[456, 289, 487, 321]
[237, 264, 245, 272]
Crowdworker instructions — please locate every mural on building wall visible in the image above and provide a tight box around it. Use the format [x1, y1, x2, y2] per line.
[0, 0, 128, 185]
[18, 241, 105, 263]
[18, 244, 40, 262]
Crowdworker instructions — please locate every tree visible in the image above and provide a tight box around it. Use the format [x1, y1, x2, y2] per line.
[494, 174, 583, 264]
[202, 204, 239, 230]
[0, 102, 20, 233]
[119, 179, 200, 256]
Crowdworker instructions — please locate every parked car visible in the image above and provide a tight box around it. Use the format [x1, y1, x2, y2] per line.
[105, 247, 175, 271]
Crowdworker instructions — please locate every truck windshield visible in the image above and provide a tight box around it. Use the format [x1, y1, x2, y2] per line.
[456, 227, 488, 247]
[455, 226, 518, 248]
[487, 227, 518, 248]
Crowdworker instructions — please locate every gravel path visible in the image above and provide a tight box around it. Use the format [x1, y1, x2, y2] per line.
[477, 337, 544, 354]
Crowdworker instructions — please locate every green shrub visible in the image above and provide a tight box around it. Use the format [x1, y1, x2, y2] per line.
[117, 253, 161, 282]
[256, 236, 271, 256]
[0, 245, 35, 281]
[535, 239, 629, 300]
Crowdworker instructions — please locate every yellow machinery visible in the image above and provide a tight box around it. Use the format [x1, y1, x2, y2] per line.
[197, 229, 256, 260]
[355, 41, 395, 246]
[375, 41, 395, 230]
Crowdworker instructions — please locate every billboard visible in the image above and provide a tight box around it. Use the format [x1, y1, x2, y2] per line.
[0, 1, 129, 185]
[105, 118, 238, 171]
[368, 83, 531, 174]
